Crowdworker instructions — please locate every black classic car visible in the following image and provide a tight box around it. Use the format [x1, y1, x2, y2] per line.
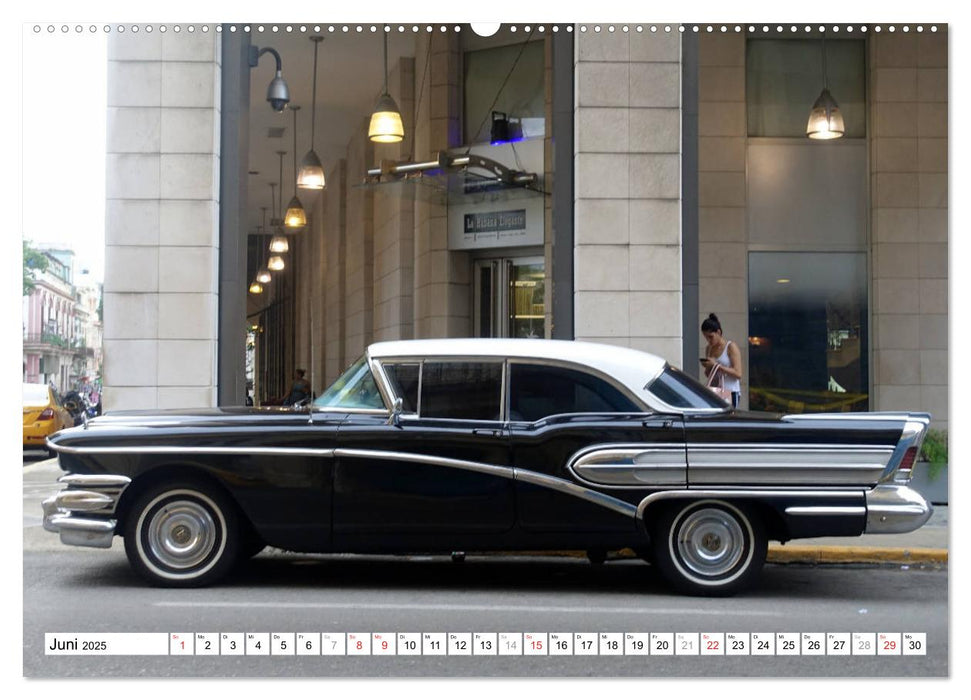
[43, 338, 932, 595]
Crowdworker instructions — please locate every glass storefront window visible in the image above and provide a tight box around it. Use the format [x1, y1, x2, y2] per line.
[747, 39, 866, 138]
[748, 252, 868, 413]
[509, 259, 545, 339]
[463, 41, 545, 145]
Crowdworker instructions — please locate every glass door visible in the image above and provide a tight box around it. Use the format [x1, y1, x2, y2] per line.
[473, 256, 545, 338]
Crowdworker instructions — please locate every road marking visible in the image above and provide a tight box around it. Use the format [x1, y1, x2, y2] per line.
[154, 601, 786, 617]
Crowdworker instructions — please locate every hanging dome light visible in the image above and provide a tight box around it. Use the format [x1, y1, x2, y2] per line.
[298, 36, 327, 190]
[369, 31, 404, 143]
[269, 234, 290, 253]
[256, 268, 272, 284]
[284, 196, 307, 229]
[248, 281, 264, 294]
[807, 33, 845, 141]
[806, 88, 845, 140]
[268, 255, 285, 271]
[298, 150, 326, 190]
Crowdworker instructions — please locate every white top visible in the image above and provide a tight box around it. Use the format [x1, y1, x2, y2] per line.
[711, 340, 741, 393]
[368, 338, 668, 408]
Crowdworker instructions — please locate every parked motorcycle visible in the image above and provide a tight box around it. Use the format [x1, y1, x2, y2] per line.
[61, 391, 100, 426]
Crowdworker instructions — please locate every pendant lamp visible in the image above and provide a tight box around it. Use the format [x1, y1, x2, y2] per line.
[368, 31, 404, 143]
[256, 203, 272, 284]
[807, 32, 845, 140]
[284, 107, 307, 230]
[298, 36, 326, 190]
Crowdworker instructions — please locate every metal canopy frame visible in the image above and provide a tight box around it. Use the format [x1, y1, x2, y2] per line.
[364, 150, 542, 197]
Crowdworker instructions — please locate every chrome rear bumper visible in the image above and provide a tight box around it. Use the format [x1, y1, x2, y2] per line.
[42, 474, 131, 549]
[865, 484, 933, 534]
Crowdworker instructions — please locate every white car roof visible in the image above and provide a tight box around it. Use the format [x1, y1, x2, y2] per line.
[367, 338, 668, 405]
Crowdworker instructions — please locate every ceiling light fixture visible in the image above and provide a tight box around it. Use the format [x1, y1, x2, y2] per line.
[285, 106, 307, 230]
[807, 31, 845, 140]
[368, 30, 404, 143]
[268, 255, 285, 271]
[256, 204, 272, 284]
[298, 36, 326, 190]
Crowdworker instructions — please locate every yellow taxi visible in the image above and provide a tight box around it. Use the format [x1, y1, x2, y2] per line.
[23, 383, 73, 453]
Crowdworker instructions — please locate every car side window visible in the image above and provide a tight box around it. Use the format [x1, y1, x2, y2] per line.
[383, 363, 420, 413]
[509, 363, 640, 422]
[420, 362, 503, 421]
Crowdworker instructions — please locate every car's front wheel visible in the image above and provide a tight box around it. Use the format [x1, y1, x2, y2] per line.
[651, 500, 766, 596]
[124, 482, 239, 587]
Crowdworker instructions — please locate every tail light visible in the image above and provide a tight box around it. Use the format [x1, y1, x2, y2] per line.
[896, 446, 919, 480]
[38, 408, 55, 420]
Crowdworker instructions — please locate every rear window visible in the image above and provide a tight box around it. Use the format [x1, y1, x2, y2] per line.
[646, 366, 728, 410]
[509, 363, 640, 421]
[23, 384, 50, 406]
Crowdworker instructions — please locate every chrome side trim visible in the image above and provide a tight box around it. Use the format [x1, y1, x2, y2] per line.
[784, 506, 867, 517]
[513, 470, 639, 518]
[785, 412, 913, 422]
[334, 448, 638, 518]
[635, 489, 863, 522]
[333, 448, 511, 479]
[46, 444, 338, 458]
[685, 443, 895, 486]
[59, 474, 132, 488]
[568, 443, 687, 488]
[865, 484, 933, 534]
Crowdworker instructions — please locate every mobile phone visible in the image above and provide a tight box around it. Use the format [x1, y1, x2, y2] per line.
[699, 358, 707, 363]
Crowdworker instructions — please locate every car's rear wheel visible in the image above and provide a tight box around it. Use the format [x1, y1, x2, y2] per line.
[124, 482, 239, 587]
[651, 500, 766, 596]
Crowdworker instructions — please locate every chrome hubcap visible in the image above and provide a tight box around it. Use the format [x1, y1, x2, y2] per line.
[676, 507, 745, 578]
[147, 500, 217, 570]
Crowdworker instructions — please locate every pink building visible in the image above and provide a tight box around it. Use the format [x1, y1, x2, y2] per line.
[23, 249, 102, 393]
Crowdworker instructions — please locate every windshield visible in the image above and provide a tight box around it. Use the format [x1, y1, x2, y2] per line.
[646, 365, 728, 410]
[313, 356, 386, 410]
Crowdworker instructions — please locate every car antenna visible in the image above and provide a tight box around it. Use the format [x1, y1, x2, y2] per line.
[307, 214, 315, 426]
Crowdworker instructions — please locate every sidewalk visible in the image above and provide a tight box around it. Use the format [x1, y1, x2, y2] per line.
[766, 504, 948, 565]
[24, 458, 948, 565]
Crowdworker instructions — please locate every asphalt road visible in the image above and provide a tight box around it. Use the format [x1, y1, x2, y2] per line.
[23, 453, 949, 679]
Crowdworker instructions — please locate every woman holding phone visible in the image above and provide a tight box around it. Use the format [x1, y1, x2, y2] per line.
[700, 313, 742, 408]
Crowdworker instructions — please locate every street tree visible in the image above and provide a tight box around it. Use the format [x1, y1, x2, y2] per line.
[23, 240, 48, 296]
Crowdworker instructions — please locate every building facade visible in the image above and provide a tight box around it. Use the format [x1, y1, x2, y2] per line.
[23, 248, 104, 391]
[100, 23, 949, 431]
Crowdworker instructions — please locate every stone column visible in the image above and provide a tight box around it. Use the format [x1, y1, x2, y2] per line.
[573, 27, 683, 365]
[103, 30, 221, 410]
[870, 29, 948, 429]
[373, 57, 416, 343]
[697, 33, 748, 402]
[413, 33, 469, 338]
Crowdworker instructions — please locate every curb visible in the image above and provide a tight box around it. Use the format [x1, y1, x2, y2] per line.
[767, 544, 947, 565]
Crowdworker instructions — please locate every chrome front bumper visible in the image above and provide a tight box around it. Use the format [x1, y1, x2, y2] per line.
[865, 483, 933, 534]
[42, 474, 131, 549]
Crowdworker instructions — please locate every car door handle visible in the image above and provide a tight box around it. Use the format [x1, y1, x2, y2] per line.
[644, 420, 674, 429]
[472, 428, 503, 438]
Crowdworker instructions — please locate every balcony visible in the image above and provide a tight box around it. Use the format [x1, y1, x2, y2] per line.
[23, 333, 91, 354]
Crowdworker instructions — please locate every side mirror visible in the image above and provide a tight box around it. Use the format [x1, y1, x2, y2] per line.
[387, 397, 403, 427]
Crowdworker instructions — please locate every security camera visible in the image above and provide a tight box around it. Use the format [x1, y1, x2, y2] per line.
[267, 73, 290, 112]
[249, 46, 290, 113]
